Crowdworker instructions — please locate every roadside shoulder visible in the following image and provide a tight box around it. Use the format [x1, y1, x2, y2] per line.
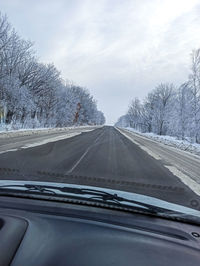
[118, 127, 200, 158]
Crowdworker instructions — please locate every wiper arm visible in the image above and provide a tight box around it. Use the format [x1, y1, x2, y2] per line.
[59, 187, 162, 213]
[0, 184, 172, 215]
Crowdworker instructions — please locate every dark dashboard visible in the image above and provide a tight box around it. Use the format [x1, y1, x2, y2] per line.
[0, 196, 200, 266]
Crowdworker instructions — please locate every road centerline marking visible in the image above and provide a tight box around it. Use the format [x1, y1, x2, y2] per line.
[66, 131, 104, 174]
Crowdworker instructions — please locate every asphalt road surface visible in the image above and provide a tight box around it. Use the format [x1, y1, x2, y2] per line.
[0, 126, 199, 209]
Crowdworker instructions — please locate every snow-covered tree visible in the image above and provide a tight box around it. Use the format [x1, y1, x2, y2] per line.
[188, 49, 200, 143]
[0, 12, 105, 129]
[116, 61, 200, 144]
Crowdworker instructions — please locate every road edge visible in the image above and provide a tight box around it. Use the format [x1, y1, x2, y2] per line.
[115, 127, 200, 197]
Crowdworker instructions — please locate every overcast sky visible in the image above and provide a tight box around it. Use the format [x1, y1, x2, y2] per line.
[1, 0, 200, 124]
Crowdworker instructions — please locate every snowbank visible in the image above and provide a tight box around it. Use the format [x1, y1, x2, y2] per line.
[0, 125, 99, 139]
[123, 127, 200, 156]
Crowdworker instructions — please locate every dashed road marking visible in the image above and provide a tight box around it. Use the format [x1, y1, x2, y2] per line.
[117, 127, 200, 197]
[66, 131, 104, 174]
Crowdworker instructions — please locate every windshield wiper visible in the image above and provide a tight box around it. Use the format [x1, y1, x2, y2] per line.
[0, 183, 174, 215]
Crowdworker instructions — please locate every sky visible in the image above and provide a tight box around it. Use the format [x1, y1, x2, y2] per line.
[1, 0, 200, 124]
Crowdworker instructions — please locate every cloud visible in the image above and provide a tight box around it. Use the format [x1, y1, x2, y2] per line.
[1, 0, 200, 124]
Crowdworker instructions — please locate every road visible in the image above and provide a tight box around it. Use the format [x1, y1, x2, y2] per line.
[0, 126, 199, 209]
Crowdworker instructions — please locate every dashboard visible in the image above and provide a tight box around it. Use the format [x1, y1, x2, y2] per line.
[0, 195, 200, 266]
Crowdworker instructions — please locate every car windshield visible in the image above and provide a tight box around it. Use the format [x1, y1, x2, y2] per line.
[0, 0, 200, 217]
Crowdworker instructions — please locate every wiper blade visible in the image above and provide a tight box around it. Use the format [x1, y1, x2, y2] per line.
[0, 184, 57, 194]
[0, 183, 172, 215]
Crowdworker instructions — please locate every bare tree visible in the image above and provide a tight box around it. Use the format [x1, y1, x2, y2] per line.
[188, 49, 200, 143]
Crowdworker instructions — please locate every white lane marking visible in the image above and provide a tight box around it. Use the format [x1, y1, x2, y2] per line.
[21, 133, 81, 149]
[0, 133, 80, 154]
[120, 128, 200, 181]
[117, 127, 200, 196]
[138, 146, 161, 160]
[67, 146, 91, 174]
[0, 148, 18, 154]
[0, 126, 98, 139]
[116, 127, 161, 160]
[123, 128, 200, 161]
[165, 166, 200, 196]
[67, 131, 104, 174]
[0, 132, 89, 154]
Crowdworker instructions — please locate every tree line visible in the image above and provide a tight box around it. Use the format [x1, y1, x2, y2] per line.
[116, 49, 200, 143]
[0, 13, 105, 129]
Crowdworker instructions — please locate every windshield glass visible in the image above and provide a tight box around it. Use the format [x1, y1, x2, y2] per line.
[0, 0, 200, 215]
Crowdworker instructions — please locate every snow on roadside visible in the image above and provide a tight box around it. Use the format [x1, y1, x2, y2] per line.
[21, 132, 82, 150]
[123, 127, 200, 157]
[0, 125, 99, 139]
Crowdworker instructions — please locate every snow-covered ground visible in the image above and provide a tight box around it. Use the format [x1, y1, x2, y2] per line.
[0, 125, 98, 139]
[0, 125, 100, 154]
[123, 127, 200, 156]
